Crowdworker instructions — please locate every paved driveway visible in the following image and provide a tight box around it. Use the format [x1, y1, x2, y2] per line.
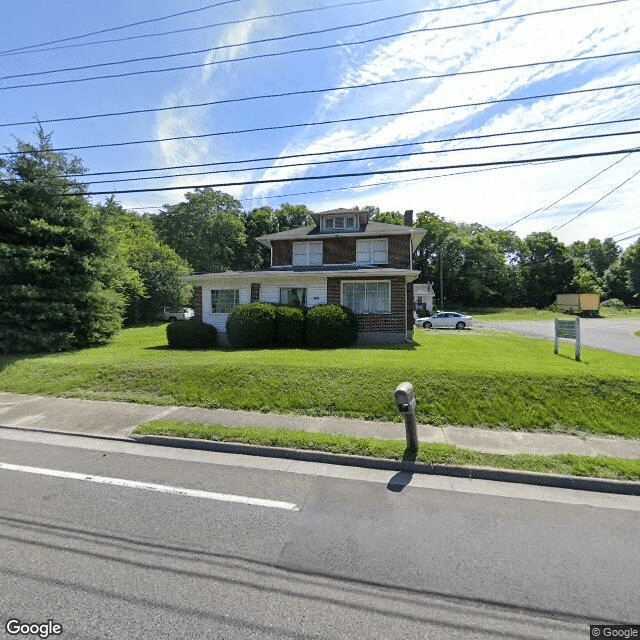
[477, 317, 640, 356]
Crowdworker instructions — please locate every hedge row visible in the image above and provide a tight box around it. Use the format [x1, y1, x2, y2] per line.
[166, 320, 217, 349]
[226, 302, 358, 349]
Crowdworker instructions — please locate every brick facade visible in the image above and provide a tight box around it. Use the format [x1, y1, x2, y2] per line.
[272, 240, 292, 266]
[327, 276, 409, 333]
[271, 234, 411, 268]
[193, 286, 203, 322]
[323, 237, 356, 264]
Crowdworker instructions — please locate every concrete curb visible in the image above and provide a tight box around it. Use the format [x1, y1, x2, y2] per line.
[129, 434, 640, 496]
[2, 424, 638, 496]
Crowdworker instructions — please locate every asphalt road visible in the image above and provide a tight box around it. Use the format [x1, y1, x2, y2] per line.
[477, 317, 640, 356]
[1, 435, 639, 639]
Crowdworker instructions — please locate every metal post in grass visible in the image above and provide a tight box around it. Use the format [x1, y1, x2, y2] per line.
[394, 382, 418, 449]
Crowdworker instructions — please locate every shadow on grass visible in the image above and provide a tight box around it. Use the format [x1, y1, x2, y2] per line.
[0, 350, 71, 374]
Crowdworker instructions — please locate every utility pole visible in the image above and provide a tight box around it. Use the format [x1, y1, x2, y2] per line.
[439, 248, 444, 311]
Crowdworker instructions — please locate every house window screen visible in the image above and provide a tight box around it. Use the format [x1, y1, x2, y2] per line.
[279, 288, 307, 306]
[342, 281, 390, 314]
[293, 241, 323, 266]
[356, 239, 388, 264]
[211, 289, 239, 313]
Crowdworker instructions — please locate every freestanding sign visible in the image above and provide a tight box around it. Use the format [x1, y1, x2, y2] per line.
[554, 317, 581, 361]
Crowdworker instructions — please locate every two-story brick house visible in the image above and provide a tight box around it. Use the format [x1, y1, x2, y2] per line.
[185, 208, 426, 344]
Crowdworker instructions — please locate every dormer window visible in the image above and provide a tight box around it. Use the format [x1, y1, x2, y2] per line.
[322, 215, 356, 231]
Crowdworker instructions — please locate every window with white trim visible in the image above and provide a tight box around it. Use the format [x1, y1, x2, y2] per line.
[342, 281, 391, 314]
[279, 287, 307, 306]
[356, 238, 388, 264]
[293, 241, 323, 266]
[211, 289, 239, 313]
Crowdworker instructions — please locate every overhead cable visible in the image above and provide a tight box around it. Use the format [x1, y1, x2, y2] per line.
[0, 0, 244, 56]
[501, 153, 633, 230]
[78, 130, 640, 185]
[0, 0, 629, 90]
[0, 0, 411, 57]
[66, 118, 640, 177]
[2, 49, 636, 127]
[0, 2, 505, 80]
[611, 223, 640, 237]
[549, 167, 640, 231]
[5, 82, 638, 155]
[79, 147, 640, 196]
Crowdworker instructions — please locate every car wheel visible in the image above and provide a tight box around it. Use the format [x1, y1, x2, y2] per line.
[456, 321, 465, 330]
[423, 321, 432, 329]
[168, 316, 177, 322]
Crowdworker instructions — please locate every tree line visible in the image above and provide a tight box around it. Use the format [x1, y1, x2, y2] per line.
[1, 131, 638, 353]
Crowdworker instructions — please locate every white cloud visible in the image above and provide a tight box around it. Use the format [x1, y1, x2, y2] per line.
[245, 0, 640, 244]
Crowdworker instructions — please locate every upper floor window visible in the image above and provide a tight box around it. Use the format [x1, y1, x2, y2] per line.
[293, 241, 322, 266]
[322, 216, 356, 231]
[356, 238, 388, 265]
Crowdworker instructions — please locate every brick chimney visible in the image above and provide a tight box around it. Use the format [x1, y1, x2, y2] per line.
[404, 209, 413, 227]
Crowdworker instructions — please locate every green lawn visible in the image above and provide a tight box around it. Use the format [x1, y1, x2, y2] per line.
[1, 323, 639, 437]
[468, 307, 640, 322]
[136, 420, 640, 482]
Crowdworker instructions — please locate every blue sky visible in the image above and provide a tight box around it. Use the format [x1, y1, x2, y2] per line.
[1, 0, 639, 247]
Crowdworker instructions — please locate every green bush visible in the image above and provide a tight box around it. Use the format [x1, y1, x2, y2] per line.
[305, 304, 359, 348]
[274, 305, 306, 347]
[166, 320, 217, 349]
[226, 302, 276, 348]
[602, 298, 626, 309]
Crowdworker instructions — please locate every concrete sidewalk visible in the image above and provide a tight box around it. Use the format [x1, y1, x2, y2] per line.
[1, 391, 639, 459]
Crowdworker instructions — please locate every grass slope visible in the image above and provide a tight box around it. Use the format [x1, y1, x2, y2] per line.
[136, 420, 640, 482]
[1, 324, 639, 436]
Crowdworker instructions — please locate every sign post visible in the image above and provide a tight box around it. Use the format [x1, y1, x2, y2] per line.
[554, 317, 581, 361]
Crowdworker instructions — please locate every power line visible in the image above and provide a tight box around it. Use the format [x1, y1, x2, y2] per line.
[6, 82, 638, 156]
[0, 0, 244, 56]
[115, 161, 560, 210]
[79, 147, 640, 196]
[0, 2, 499, 80]
[78, 130, 640, 185]
[500, 153, 633, 230]
[67, 117, 640, 177]
[611, 223, 640, 238]
[0, 0, 628, 90]
[615, 232, 640, 242]
[0, 0, 397, 58]
[3, 49, 636, 127]
[549, 167, 640, 231]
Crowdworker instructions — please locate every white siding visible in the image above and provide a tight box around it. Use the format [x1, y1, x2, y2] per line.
[259, 283, 326, 307]
[259, 286, 280, 304]
[306, 284, 327, 307]
[201, 285, 250, 332]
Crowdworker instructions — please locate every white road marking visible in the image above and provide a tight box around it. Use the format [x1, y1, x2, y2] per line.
[0, 462, 299, 511]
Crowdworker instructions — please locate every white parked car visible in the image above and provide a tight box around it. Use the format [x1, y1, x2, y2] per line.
[163, 307, 195, 322]
[415, 311, 473, 330]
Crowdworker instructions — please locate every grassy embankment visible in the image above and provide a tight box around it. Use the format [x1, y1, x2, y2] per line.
[467, 307, 640, 322]
[135, 420, 640, 481]
[1, 323, 639, 438]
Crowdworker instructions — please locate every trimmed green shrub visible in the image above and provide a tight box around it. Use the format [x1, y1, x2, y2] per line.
[226, 302, 276, 348]
[274, 305, 305, 347]
[305, 304, 359, 348]
[602, 298, 626, 309]
[166, 320, 217, 349]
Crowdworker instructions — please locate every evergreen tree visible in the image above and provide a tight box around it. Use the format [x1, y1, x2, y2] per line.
[0, 130, 123, 353]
